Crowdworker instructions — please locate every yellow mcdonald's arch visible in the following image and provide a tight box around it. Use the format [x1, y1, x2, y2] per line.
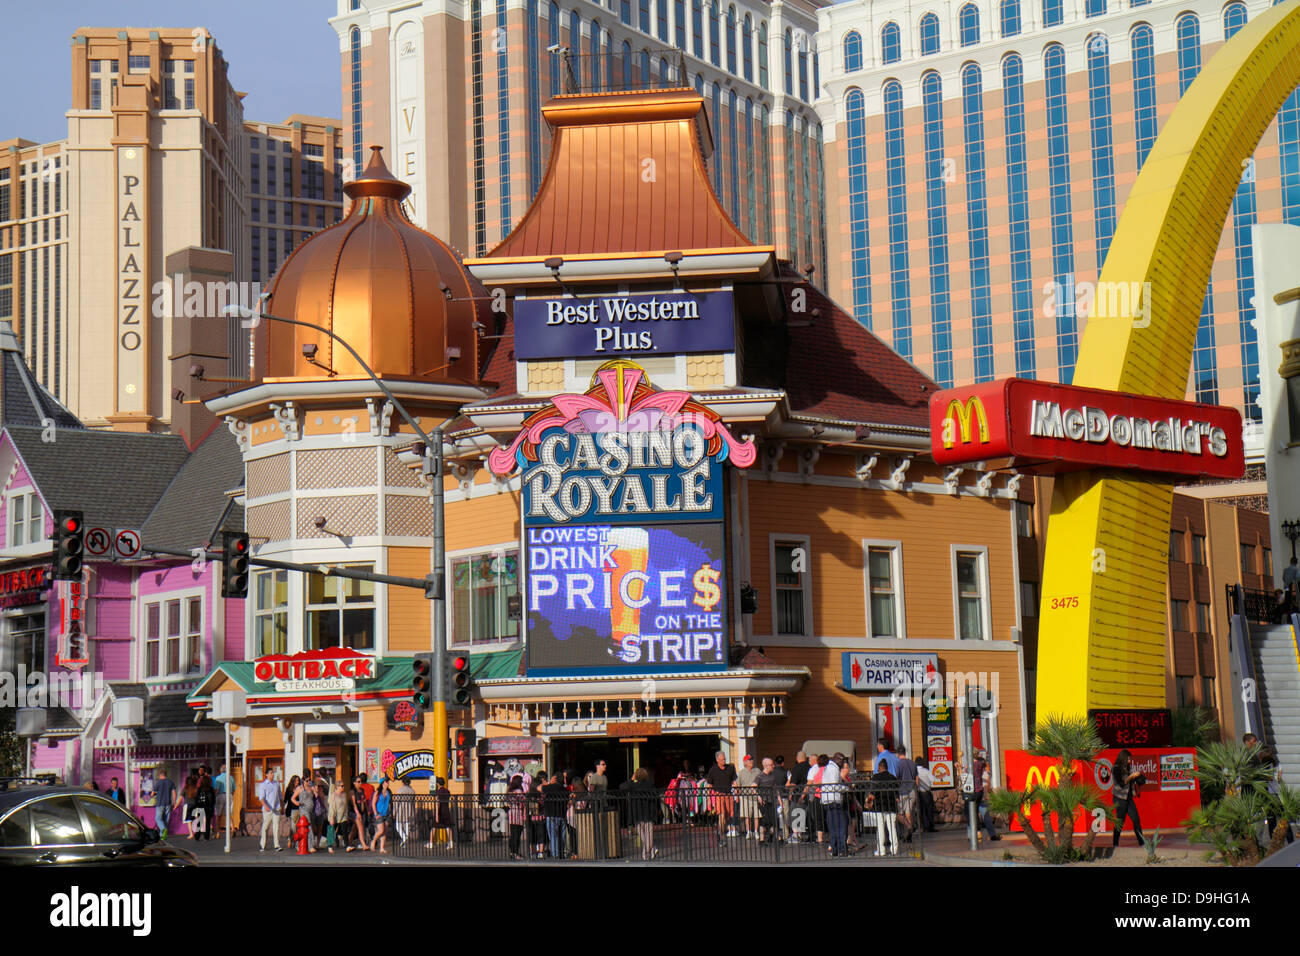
[1038, 1, 1300, 716]
[942, 396, 990, 449]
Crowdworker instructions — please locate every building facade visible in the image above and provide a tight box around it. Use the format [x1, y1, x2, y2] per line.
[328, 0, 829, 275]
[817, 0, 1286, 449]
[0, 28, 344, 446]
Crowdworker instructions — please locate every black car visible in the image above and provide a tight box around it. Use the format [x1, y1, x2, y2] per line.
[0, 782, 197, 866]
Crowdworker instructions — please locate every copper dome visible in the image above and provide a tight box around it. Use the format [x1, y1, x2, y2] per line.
[254, 147, 485, 384]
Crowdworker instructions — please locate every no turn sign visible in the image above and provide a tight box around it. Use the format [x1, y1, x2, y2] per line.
[85, 528, 112, 557]
[113, 529, 141, 559]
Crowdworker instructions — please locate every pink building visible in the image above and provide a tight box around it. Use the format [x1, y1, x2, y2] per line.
[1, 320, 244, 831]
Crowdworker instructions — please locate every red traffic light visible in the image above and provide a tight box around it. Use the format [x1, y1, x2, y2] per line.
[232, 537, 248, 554]
[452, 656, 468, 671]
[63, 516, 81, 534]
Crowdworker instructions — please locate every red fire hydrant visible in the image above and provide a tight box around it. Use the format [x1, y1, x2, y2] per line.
[295, 814, 312, 855]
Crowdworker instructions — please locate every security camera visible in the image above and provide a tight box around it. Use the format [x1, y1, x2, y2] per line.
[172, 388, 186, 402]
[302, 343, 319, 361]
[547, 43, 565, 53]
[446, 346, 462, 363]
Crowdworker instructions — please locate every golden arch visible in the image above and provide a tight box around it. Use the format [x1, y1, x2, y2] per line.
[1037, 1, 1300, 715]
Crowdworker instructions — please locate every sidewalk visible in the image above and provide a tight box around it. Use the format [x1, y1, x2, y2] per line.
[917, 826, 1218, 867]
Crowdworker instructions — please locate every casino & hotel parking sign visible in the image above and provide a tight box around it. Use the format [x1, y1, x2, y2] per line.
[488, 361, 756, 675]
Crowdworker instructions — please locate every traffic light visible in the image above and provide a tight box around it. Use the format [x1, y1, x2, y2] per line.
[453, 727, 477, 750]
[412, 652, 434, 712]
[221, 531, 250, 598]
[449, 654, 472, 707]
[53, 510, 84, 580]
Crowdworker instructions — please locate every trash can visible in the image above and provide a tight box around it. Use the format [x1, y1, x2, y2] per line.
[576, 808, 622, 859]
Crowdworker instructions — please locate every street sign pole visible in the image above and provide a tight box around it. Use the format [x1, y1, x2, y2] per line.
[430, 427, 448, 791]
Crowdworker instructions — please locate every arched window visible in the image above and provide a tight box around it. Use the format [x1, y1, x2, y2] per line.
[922, 71, 953, 386]
[549, 2, 561, 95]
[590, 19, 601, 88]
[1177, 13, 1201, 94]
[728, 90, 740, 220]
[1002, 53, 1035, 377]
[1130, 24, 1156, 167]
[349, 28, 362, 172]
[743, 14, 753, 81]
[798, 35, 808, 100]
[1224, 1, 1247, 39]
[642, 48, 652, 85]
[784, 110, 797, 255]
[845, 87, 871, 328]
[844, 30, 863, 72]
[744, 97, 756, 233]
[622, 40, 633, 87]
[1043, 0, 1063, 28]
[883, 79, 912, 360]
[1085, 0, 1106, 16]
[694, 72, 704, 95]
[1000, 0, 1021, 37]
[712, 81, 724, 193]
[497, 1, 513, 231]
[710, 1, 721, 66]
[881, 22, 901, 64]
[1044, 44, 1077, 380]
[1087, 34, 1115, 264]
[726, 6, 737, 74]
[639, 0, 650, 33]
[527, 0, 543, 196]
[759, 21, 769, 89]
[569, 10, 583, 85]
[959, 4, 980, 47]
[692, 0, 703, 58]
[676, 0, 686, 48]
[783, 28, 793, 94]
[661, 56, 671, 83]
[920, 13, 940, 55]
[813, 50, 819, 94]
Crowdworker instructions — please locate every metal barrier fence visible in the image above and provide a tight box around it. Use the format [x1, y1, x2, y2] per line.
[336, 783, 926, 863]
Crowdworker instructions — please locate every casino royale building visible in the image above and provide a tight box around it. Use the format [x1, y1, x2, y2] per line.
[187, 87, 1036, 804]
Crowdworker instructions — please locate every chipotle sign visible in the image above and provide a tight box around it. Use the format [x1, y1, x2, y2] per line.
[0, 566, 49, 609]
[253, 648, 379, 693]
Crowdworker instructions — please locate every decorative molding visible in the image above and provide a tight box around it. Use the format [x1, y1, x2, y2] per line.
[943, 466, 963, 495]
[797, 444, 821, 478]
[365, 398, 395, 437]
[975, 471, 995, 497]
[224, 416, 250, 452]
[762, 440, 787, 476]
[887, 455, 912, 490]
[854, 453, 878, 481]
[1005, 472, 1023, 497]
[268, 402, 301, 442]
[451, 461, 477, 495]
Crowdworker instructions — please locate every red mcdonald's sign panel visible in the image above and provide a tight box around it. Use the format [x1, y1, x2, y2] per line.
[929, 378, 1244, 480]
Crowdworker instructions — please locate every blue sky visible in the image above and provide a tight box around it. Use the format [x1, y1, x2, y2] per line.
[3, 1, 342, 144]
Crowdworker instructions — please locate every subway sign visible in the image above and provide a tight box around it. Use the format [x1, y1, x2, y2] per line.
[489, 361, 756, 675]
[929, 378, 1244, 479]
[513, 290, 735, 360]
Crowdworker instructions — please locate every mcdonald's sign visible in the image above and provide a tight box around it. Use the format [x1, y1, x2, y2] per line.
[929, 378, 1243, 480]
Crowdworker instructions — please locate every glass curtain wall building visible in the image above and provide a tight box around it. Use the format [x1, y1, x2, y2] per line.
[817, 0, 1281, 441]
[331, 0, 828, 273]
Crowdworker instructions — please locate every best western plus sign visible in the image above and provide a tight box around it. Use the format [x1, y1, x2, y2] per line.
[929, 377, 1244, 479]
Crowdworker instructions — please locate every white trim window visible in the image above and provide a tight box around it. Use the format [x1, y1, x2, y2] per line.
[862, 541, 904, 638]
[143, 595, 202, 679]
[952, 546, 991, 641]
[306, 565, 376, 651]
[253, 568, 288, 656]
[6, 491, 43, 548]
[771, 535, 812, 637]
[450, 547, 520, 647]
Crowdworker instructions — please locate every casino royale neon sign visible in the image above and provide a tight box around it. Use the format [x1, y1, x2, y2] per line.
[525, 429, 714, 522]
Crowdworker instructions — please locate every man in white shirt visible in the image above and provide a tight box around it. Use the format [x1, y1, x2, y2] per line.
[821, 754, 847, 857]
[257, 773, 284, 851]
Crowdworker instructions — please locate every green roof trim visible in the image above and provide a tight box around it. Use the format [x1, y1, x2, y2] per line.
[470, 649, 522, 681]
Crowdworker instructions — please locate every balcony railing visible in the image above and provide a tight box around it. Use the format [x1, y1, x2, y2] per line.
[553, 49, 691, 96]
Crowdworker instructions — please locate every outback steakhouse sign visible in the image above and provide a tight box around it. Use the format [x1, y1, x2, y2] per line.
[253, 648, 379, 692]
[930, 378, 1244, 479]
[0, 566, 49, 608]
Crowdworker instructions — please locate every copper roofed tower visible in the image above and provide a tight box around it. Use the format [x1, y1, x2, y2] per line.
[253, 146, 486, 385]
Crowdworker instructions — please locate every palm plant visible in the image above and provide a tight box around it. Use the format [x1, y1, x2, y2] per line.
[1186, 790, 1268, 865]
[1265, 781, 1300, 858]
[1001, 713, 1108, 863]
[1170, 707, 1219, 748]
[1193, 741, 1271, 798]
[1185, 741, 1297, 864]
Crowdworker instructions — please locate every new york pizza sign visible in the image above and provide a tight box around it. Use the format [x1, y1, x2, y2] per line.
[930, 378, 1244, 479]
